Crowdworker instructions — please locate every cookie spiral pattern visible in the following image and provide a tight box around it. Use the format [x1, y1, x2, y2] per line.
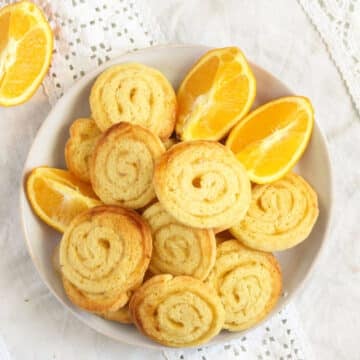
[153, 141, 251, 229]
[90, 123, 165, 209]
[143, 202, 216, 280]
[89, 63, 176, 139]
[207, 240, 282, 331]
[60, 205, 152, 312]
[230, 173, 319, 251]
[129, 275, 225, 347]
[65, 118, 101, 182]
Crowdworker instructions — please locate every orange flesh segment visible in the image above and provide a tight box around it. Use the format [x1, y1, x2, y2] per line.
[26, 168, 100, 232]
[0, 12, 10, 54]
[196, 72, 250, 137]
[9, 8, 37, 39]
[182, 55, 219, 100]
[37, 168, 98, 198]
[1, 27, 47, 97]
[177, 56, 219, 131]
[227, 97, 314, 183]
[32, 177, 94, 226]
[177, 47, 256, 140]
[0, 1, 53, 105]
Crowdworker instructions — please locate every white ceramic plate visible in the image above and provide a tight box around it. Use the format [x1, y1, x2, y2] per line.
[20, 44, 333, 349]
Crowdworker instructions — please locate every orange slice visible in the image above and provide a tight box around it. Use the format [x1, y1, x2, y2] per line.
[0, 1, 53, 106]
[226, 96, 314, 184]
[176, 47, 256, 141]
[26, 167, 101, 232]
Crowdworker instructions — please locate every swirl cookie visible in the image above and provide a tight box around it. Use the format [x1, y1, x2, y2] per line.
[129, 274, 225, 347]
[143, 202, 216, 280]
[231, 173, 319, 251]
[89, 63, 176, 139]
[207, 240, 282, 331]
[65, 118, 101, 182]
[60, 205, 152, 312]
[90, 123, 165, 209]
[153, 141, 251, 229]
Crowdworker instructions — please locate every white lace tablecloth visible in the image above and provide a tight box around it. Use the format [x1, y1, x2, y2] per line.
[299, 0, 360, 115]
[0, 0, 359, 359]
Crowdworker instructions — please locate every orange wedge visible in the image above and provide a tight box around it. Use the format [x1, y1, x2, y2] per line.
[176, 47, 256, 141]
[226, 96, 314, 184]
[26, 167, 101, 232]
[0, 1, 53, 106]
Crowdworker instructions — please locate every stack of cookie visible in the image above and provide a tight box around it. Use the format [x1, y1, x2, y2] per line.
[27, 49, 319, 348]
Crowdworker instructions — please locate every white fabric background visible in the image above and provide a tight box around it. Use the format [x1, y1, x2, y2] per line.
[0, 0, 359, 359]
[299, 0, 360, 114]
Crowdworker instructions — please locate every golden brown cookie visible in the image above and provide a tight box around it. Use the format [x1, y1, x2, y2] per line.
[143, 202, 216, 280]
[230, 173, 319, 251]
[60, 205, 152, 312]
[207, 240, 282, 331]
[129, 274, 225, 347]
[153, 140, 251, 229]
[90, 123, 165, 209]
[65, 118, 101, 182]
[89, 63, 176, 139]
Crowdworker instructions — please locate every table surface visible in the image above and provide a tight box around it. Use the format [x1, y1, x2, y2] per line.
[1, 1, 360, 359]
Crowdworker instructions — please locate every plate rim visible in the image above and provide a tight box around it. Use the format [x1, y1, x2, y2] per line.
[19, 43, 334, 349]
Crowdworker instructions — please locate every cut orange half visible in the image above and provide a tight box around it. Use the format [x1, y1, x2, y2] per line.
[26, 167, 101, 232]
[0, 1, 53, 106]
[226, 96, 314, 184]
[176, 47, 256, 141]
